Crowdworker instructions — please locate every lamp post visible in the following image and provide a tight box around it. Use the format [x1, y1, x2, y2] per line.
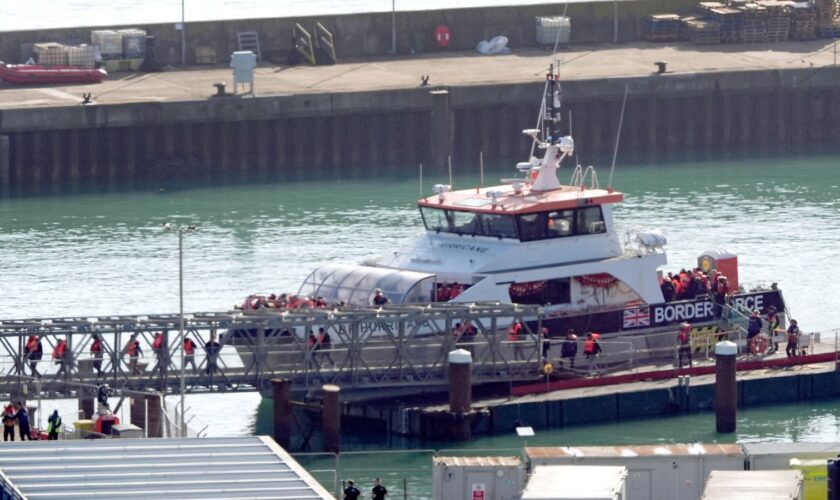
[181, 0, 187, 66]
[164, 222, 195, 437]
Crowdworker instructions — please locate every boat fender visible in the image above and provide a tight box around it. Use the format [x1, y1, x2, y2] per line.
[750, 334, 769, 355]
[542, 362, 554, 375]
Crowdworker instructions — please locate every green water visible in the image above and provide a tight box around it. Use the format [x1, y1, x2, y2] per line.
[2, 154, 839, 495]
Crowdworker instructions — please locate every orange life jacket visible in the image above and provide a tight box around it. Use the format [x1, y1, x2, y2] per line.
[678, 327, 691, 344]
[52, 342, 66, 360]
[26, 337, 39, 353]
[90, 338, 102, 353]
[584, 340, 595, 354]
[184, 339, 195, 355]
[508, 322, 522, 341]
[127, 341, 139, 357]
[152, 335, 164, 350]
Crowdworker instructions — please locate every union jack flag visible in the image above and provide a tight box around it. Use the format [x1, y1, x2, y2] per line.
[623, 307, 650, 329]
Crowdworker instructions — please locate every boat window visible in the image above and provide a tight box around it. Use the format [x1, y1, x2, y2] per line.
[420, 207, 453, 232]
[508, 278, 571, 305]
[516, 206, 605, 241]
[576, 206, 606, 235]
[547, 210, 574, 237]
[479, 213, 519, 239]
[517, 213, 547, 241]
[420, 207, 518, 239]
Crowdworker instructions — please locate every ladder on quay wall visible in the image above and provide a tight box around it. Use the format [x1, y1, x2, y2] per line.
[237, 31, 262, 61]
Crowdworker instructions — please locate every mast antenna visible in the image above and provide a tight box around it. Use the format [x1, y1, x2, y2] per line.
[608, 85, 629, 190]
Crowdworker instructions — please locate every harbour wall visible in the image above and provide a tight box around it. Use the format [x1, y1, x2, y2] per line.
[2, 65, 840, 196]
[0, 1, 698, 65]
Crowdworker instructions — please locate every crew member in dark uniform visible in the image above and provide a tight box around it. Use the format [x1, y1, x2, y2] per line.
[343, 479, 360, 500]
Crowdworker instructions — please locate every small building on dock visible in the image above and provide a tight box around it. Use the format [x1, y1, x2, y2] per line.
[0, 436, 334, 499]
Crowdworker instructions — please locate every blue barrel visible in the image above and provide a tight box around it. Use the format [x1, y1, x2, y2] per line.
[828, 458, 840, 500]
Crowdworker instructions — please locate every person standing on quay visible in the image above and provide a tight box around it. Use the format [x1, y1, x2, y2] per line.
[47, 409, 62, 440]
[372, 478, 388, 500]
[14, 402, 31, 441]
[786, 319, 801, 358]
[343, 479, 360, 500]
[677, 322, 693, 368]
[3, 404, 16, 442]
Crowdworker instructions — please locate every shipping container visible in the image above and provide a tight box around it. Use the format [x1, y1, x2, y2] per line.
[701, 469, 803, 499]
[526, 444, 745, 500]
[521, 465, 627, 500]
[433, 456, 523, 500]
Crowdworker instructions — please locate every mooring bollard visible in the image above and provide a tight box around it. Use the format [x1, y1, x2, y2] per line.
[271, 379, 292, 449]
[715, 340, 737, 433]
[448, 349, 472, 414]
[322, 384, 341, 453]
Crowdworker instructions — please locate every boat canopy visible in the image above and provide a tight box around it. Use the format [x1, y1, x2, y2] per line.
[298, 264, 436, 306]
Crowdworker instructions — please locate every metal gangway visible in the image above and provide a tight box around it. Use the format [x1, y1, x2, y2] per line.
[0, 302, 546, 399]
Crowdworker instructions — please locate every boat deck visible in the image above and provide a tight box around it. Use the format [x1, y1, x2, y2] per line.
[0, 40, 837, 110]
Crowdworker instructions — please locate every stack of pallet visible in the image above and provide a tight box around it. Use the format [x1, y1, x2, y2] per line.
[740, 3, 768, 43]
[684, 17, 723, 43]
[790, 2, 818, 40]
[757, 1, 792, 42]
[642, 14, 683, 42]
[814, 0, 840, 37]
[710, 7, 745, 42]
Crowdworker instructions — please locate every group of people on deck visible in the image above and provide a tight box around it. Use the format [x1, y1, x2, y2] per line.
[240, 293, 332, 311]
[660, 268, 732, 309]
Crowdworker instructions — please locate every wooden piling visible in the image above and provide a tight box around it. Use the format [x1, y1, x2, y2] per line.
[271, 379, 292, 449]
[714, 341, 737, 433]
[322, 384, 341, 453]
[448, 349, 472, 414]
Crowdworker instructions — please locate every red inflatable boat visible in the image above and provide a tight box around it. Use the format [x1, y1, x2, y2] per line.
[0, 63, 108, 84]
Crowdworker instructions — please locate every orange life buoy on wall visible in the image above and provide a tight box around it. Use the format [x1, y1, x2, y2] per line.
[435, 25, 451, 48]
[750, 334, 769, 355]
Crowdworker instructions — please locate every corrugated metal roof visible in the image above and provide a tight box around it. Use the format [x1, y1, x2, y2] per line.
[743, 441, 840, 456]
[701, 470, 803, 499]
[433, 456, 521, 467]
[526, 443, 743, 459]
[0, 436, 334, 499]
[521, 465, 626, 499]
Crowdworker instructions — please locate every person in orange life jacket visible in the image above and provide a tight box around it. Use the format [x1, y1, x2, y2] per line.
[449, 282, 465, 299]
[53, 338, 69, 376]
[125, 334, 143, 374]
[766, 306, 781, 354]
[584, 332, 602, 373]
[3, 404, 16, 442]
[151, 332, 166, 373]
[205, 333, 221, 375]
[183, 337, 198, 372]
[24, 334, 43, 378]
[677, 322, 693, 368]
[317, 327, 335, 367]
[785, 319, 800, 358]
[508, 320, 524, 361]
[306, 330, 320, 369]
[372, 288, 389, 306]
[713, 275, 729, 318]
[561, 329, 578, 370]
[437, 281, 451, 302]
[90, 334, 104, 377]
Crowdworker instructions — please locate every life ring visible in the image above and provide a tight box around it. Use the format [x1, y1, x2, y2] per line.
[434, 25, 451, 48]
[542, 362, 554, 375]
[750, 334, 769, 355]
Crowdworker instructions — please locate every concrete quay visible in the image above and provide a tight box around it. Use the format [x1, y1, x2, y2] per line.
[2, 41, 840, 195]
